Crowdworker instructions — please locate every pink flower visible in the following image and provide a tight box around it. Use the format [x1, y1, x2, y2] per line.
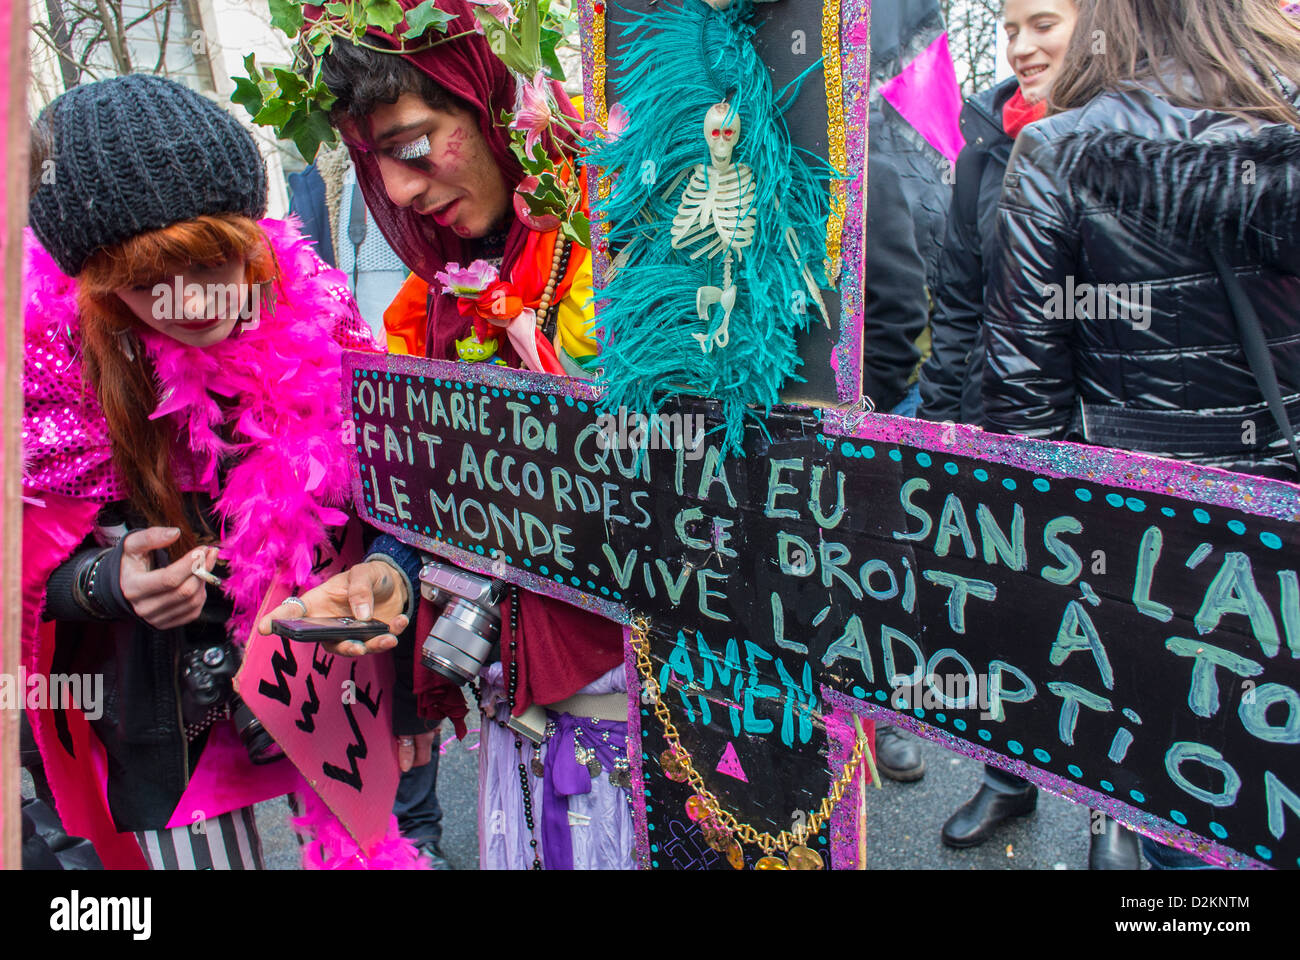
[468, 0, 516, 34]
[580, 102, 629, 142]
[512, 73, 553, 160]
[434, 260, 498, 297]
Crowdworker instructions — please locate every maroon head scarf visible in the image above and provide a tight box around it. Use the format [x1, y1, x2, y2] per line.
[310, 0, 576, 362]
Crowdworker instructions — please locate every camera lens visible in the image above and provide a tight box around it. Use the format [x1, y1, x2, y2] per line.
[231, 696, 284, 765]
[420, 597, 501, 684]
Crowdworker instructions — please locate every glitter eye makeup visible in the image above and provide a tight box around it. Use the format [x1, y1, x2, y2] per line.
[391, 135, 431, 161]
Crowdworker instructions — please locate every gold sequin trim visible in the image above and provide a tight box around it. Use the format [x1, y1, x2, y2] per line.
[822, 0, 847, 284]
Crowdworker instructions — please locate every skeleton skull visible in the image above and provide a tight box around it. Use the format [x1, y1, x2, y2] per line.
[703, 103, 741, 166]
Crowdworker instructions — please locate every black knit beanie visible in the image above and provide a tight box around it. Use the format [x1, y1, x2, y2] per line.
[29, 74, 269, 277]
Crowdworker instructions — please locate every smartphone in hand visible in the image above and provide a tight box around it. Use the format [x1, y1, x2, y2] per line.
[270, 616, 391, 643]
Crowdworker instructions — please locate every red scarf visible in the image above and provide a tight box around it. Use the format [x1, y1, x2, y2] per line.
[1003, 88, 1048, 138]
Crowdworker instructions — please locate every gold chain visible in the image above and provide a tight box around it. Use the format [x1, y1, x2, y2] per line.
[630, 617, 864, 856]
[821, 0, 848, 285]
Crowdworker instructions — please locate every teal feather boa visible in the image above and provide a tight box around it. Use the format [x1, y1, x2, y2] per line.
[586, 0, 833, 455]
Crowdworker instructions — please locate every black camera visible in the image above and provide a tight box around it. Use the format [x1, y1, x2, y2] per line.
[179, 642, 283, 765]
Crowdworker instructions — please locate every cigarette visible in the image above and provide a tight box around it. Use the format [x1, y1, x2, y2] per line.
[191, 549, 225, 587]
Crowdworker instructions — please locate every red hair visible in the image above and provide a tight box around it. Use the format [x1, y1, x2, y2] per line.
[76, 214, 278, 557]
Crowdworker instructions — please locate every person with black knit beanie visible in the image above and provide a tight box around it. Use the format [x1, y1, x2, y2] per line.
[21, 74, 396, 870]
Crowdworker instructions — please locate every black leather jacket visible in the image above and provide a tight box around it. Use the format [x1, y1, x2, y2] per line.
[983, 80, 1300, 480]
[917, 77, 1019, 426]
[43, 500, 234, 831]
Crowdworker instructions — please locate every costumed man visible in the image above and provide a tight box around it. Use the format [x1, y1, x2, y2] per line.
[258, 0, 634, 869]
[21, 75, 421, 869]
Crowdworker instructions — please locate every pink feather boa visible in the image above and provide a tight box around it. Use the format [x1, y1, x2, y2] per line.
[23, 217, 429, 871]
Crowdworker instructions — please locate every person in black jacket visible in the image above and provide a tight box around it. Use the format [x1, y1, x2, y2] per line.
[983, 0, 1300, 867]
[915, 0, 1147, 867]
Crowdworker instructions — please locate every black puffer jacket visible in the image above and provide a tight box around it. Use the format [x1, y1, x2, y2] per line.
[917, 77, 1019, 425]
[983, 80, 1300, 480]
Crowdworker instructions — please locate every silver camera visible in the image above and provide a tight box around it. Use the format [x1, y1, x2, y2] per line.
[418, 561, 508, 685]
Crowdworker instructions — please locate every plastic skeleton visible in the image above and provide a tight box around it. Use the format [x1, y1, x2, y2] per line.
[670, 103, 756, 352]
[662, 102, 830, 353]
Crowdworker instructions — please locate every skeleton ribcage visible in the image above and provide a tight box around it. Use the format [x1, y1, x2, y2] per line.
[671, 163, 757, 261]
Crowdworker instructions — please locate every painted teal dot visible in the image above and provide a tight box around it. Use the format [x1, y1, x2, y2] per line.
[586, 580, 595, 589]
[998, 477, 1015, 492]
[650, 844, 658, 853]
[859, 445, 875, 459]
[1033, 478, 1050, 492]
[1129, 789, 1145, 803]
[1227, 519, 1246, 535]
[529, 394, 540, 405]
[645, 804, 652, 813]
[1261, 531, 1282, 549]
[1076, 487, 1093, 502]
[434, 379, 443, 386]
[935, 713, 946, 723]
[516, 391, 526, 399]
[944, 462, 959, 475]
[475, 545, 485, 555]
[913, 707, 925, 719]
[874, 690, 887, 702]
[953, 718, 967, 731]
[1033, 748, 1051, 763]
[888, 449, 902, 462]
[480, 385, 489, 394]
[1067, 763, 1083, 778]
[599, 586, 610, 596]
[1209, 821, 1228, 839]
[1007, 740, 1024, 755]
[612, 591, 622, 600]
[1160, 506, 1176, 518]
[840, 441, 857, 457]
[564, 396, 574, 406]
[1100, 780, 1114, 792]
[916, 452, 932, 467]
[977, 728, 991, 741]
[1169, 810, 1187, 826]
[852, 686, 865, 699]
[492, 389, 500, 397]
[554, 575, 564, 583]
[538, 566, 548, 575]
[577, 401, 588, 412]
[523, 558, 532, 567]
[570, 576, 580, 586]
[1125, 497, 1146, 512]
[1193, 508, 1211, 524]
[1106, 493, 1124, 508]
[1255, 845, 1272, 861]
[974, 468, 989, 482]
[818, 835, 827, 846]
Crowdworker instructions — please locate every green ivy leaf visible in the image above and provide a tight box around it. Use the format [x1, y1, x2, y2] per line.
[322, 0, 349, 14]
[561, 213, 591, 249]
[307, 25, 333, 56]
[267, 0, 304, 36]
[401, 0, 457, 40]
[475, 7, 536, 75]
[271, 67, 306, 99]
[254, 97, 294, 127]
[283, 107, 335, 162]
[362, 0, 404, 32]
[539, 25, 565, 82]
[231, 76, 264, 119]
[307, 80, 338, 111]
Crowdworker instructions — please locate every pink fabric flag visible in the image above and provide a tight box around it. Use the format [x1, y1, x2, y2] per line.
[878, 32, 965, 164]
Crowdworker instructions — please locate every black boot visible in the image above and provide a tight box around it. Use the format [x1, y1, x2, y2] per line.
[1089, 813, 1141, 869]
[941, 783, 1037, 848]
[874, 724, 925, 781]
